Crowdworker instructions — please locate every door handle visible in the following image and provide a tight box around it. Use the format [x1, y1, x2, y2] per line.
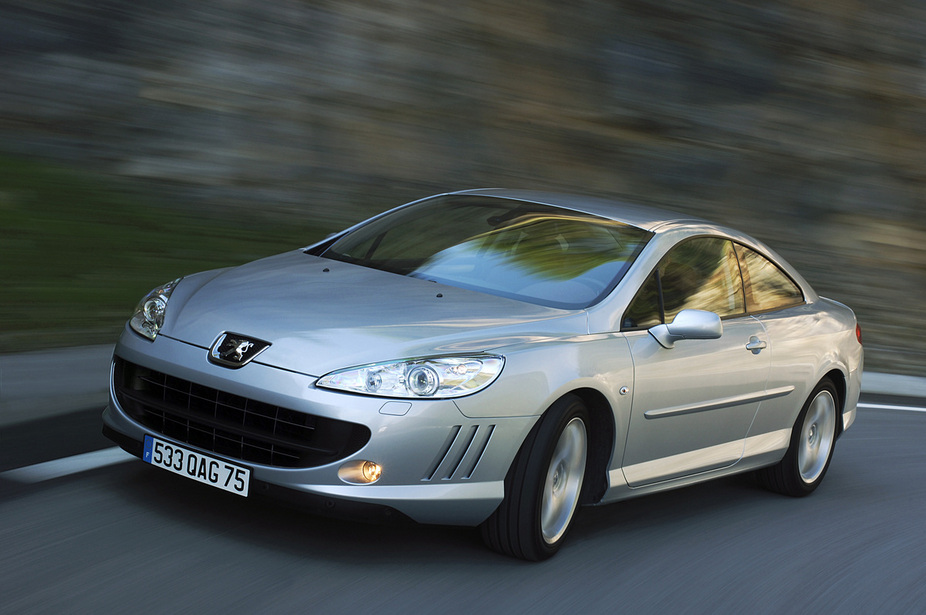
[746, 336, 767, 354]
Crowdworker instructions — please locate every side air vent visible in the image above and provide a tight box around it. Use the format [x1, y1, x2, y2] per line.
[422, 424, 495, 481]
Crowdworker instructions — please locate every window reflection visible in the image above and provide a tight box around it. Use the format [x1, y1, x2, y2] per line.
[735, 245, 804, 312]
[324, 196, 653, 309]
[623, 272, 662, 329]
[661, 238, 744, 322]
[623, 237, 744, 329]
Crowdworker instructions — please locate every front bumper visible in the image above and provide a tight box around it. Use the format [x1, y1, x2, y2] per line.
[103, 329, 537, 526]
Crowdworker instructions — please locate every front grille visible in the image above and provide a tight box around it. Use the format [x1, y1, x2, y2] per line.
[113, 357, 370, 468]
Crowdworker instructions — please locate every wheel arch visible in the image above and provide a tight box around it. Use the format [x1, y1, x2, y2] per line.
[822, 368, 847, 436]
[569, 387, 615, 505]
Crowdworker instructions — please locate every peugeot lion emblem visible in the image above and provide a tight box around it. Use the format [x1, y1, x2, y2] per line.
[208, 333, 270, 369]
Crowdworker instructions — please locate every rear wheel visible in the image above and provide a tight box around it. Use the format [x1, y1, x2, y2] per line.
[481, 394, 589, 560]
[757, 379, 838, 496]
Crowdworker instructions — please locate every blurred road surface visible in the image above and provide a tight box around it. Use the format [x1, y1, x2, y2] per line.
[0, 344, 113, 426]
[1, 345, 926, 612]
[1, 398, 924, 613]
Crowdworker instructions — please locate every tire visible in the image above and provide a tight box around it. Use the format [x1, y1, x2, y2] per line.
[757, 379, 838, 497]
[481, 394, 589, 561]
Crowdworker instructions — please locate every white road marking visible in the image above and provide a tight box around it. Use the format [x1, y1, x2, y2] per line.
[858, 402, 926, 413]
[1, 447, 134, 484]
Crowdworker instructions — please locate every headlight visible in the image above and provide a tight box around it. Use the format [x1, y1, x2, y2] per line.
[129, 278, 182, 341]
[316, 355, 504, 399]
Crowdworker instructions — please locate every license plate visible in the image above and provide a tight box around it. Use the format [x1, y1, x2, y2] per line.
[143, 435, 250, 497]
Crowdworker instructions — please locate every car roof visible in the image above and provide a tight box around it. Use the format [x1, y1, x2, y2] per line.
[311, 188, 818, 305]
[444, 190, 818, 303]
[447, 188, 709, 232]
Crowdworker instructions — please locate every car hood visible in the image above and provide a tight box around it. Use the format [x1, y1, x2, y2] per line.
[161, 250, 587, 376]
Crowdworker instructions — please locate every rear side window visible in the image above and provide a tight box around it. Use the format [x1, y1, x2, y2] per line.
[734, 245, 804, 313]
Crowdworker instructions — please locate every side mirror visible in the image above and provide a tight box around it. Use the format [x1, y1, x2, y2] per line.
[649, 309, 723, 349]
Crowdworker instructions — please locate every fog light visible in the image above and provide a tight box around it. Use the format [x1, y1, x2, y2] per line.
[338, 460, 383, 484]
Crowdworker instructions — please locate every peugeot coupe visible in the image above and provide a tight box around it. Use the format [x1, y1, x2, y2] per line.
[103, 189, 862, 560]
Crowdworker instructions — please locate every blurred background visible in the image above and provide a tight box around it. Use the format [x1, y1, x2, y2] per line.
[1, 0, 923, 374]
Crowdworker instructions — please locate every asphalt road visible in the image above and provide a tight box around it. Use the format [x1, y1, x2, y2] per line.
[1, 393, 924, 614]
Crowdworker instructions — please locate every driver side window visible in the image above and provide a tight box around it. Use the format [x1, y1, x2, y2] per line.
[622, 237, 745, 330]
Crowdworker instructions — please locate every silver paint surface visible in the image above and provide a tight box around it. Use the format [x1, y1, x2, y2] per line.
[103, 190, 862, 526]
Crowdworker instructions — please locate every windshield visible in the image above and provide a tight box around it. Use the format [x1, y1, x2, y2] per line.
[318, 195, 652, 309]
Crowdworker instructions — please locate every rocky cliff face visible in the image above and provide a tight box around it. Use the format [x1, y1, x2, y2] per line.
[2, 0, 924, 373]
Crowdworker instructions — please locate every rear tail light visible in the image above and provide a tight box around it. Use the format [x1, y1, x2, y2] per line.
[856, 323, 862, 345]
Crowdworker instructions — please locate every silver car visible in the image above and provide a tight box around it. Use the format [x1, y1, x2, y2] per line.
[103, 189, 863, 560]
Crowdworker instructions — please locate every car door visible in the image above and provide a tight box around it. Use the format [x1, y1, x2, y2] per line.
[619, 237, 771, 486]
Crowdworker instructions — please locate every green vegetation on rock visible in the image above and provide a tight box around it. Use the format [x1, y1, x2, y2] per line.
[0, 156, 331, 352]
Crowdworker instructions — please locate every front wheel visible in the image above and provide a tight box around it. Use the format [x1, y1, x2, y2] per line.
[757, 379, 838, 496]
[481, 395, 589, 560]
